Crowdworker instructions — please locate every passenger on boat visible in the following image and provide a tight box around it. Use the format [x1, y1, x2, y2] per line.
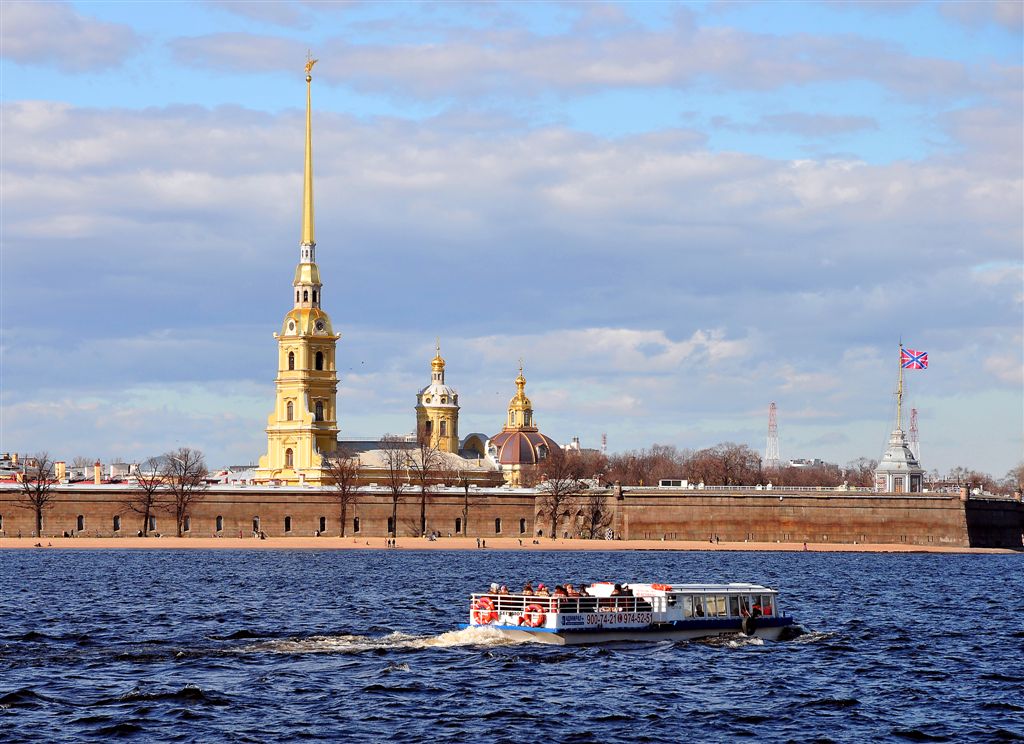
[553, 585, 568, 597]
[489, 583, 500, 595]
[498, 585, 510, 595]
[565, 583, 580, 597]
[522, 582, 535, 596]
[536, 583, 550, 597]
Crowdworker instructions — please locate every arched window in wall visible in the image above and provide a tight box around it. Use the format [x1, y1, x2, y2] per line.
[315, 351, 324, 370]
[439, 420, 447, 436]
[509, 411, 516, 427]
[524, 412, 532, 426]
[303, 290, 309, 302]
[315, 400, 324, 421]
[519, 518, 527, 534]
[284, 516, 292, 533]
[312, 290, 318, 303]
[424, 420, 433, 437]
[77, 515, 84, 532]
[296, 290, 300, 303]
[455, 517, 462, 534]
[216, 515, 223, 532]
[286, 401, 294, 421]
[494, 517, 502, 534]
[288, 352, 295, 371]
[113, 515, 121, 532]
[537, 445, 548, 460]
[285, 448, 294, 468]
[353, 517, 361, 533]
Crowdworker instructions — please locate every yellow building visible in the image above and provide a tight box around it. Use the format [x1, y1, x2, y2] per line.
[255, 60, 339, 485]
[414, 343, 460, 453]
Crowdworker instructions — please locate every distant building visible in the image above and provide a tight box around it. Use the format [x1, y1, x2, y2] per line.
[414, 344, 460, 453]
[488, 366, 559, 486]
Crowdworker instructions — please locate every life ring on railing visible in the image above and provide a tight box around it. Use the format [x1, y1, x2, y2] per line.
[472, 596, 498, 625]
[521, 604, 546, 628]
[651, 583, 671, 591]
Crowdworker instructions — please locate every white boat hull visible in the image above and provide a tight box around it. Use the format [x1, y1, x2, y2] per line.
[477, 623, 790, 646]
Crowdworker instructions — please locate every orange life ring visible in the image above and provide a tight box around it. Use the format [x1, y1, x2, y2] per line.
[472, 596, 498, 625]
[651, 583, 671, 591]
[522, 604, 546, 628]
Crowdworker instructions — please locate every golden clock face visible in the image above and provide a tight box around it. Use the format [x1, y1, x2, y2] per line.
[288, 320, 296, 333]
[315, 320, 326, 333]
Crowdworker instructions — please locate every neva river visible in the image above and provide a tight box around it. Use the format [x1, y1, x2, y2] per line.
[1, 549, 1022, 742]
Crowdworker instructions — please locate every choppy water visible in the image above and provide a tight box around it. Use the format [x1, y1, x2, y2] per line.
[1, 549, 1022, 742]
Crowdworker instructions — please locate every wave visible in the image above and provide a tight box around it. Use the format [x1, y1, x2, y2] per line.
[239, 626, 528, 655]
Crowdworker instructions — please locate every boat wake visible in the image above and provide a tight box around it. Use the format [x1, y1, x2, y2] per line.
[239, 626, 527, 655]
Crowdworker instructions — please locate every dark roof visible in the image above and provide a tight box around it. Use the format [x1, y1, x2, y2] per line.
[489, 430, 560, 465]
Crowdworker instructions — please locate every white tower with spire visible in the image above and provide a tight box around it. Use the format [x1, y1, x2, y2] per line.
[874, 344, 925, 493]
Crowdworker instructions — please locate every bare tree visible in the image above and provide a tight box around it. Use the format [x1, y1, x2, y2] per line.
[1003, 462, 1024, 494]
[408, 437, 445, 537]
[534, 449, 585, 539]
[322, 446, 360, 536]
[378, 435, 409, 537]
[580, 492, 613, 539]
[162, 447, 208, 537]
[15, 452, 57, 537]
[122, 455, 166, 536]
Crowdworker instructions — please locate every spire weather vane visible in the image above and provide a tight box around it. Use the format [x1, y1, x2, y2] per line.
[305, 50, 318, 75]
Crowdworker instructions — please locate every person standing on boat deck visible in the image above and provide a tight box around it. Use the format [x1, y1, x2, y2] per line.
[536, 583, 550, 597]
[522, 582, 534, 596]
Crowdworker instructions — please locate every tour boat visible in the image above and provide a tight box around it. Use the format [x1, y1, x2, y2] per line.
[467, 582, 795, 645]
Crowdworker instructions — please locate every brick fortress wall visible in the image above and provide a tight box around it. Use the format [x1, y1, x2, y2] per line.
[0, 485, 1020, 548]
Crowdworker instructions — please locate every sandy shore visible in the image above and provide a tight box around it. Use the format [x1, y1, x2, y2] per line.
[0, 536, 1015, 554]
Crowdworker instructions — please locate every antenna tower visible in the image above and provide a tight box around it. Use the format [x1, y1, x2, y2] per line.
[601, 433, 607, 454]
[909, 408, 920, 461]
[765, 402, 780, 468]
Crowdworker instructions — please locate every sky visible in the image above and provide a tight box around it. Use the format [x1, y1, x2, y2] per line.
[1, 0, 1021, 476]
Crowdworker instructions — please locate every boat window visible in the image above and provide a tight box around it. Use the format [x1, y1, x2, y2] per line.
[729, 596, 740, 617]
[759, 595, 775, 616]
[684, 595, 705, 618]
[707, 595, 727, 617]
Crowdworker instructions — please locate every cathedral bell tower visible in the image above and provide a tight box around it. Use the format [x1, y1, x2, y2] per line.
[414, 342, 460, 453]
[256, 56, 340, 485]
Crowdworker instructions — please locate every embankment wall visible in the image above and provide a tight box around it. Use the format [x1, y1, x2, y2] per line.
[0, 485, 1020, 548]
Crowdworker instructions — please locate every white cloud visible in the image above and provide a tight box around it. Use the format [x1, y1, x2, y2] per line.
[0, 1, 142, 72]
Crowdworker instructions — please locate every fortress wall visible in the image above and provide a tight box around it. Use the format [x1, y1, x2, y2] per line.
[0, 487, 539, 539]
[616, 491, 979, 547]
[1, 486, 1020, 548]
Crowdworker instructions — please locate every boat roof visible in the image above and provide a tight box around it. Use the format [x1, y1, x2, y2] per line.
[628, 583, 776, 593]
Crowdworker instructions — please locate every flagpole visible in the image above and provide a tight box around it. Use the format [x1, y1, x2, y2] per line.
[897, 342, 904, 431]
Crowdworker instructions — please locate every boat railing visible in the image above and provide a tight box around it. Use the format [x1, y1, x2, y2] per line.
[471, 593, 653, 615]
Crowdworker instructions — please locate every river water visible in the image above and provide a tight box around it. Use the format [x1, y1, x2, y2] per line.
[1, 549, 1022, 742]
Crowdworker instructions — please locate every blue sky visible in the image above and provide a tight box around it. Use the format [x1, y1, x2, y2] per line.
[2, 0, 1021, 475]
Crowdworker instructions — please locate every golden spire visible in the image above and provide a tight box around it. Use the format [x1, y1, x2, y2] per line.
[431, 338, 445, 372]
[515, 359, 526, 390]
[301, 51, 317, 248]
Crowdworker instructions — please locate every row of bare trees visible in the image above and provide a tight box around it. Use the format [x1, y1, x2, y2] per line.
[14, 448, 208, 537]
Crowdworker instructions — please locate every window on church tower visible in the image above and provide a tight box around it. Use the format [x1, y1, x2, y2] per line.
[538, 445, 548, 460]
[287, 401, 294, 421]
[288, 352, 295, 370]
[315, 401, 324, 421]
[440, 420, 447, 436]
[441, 396, 447, 404]
[313, 290, 318, 303]
[524, 412, 532, 426]
[315, 351, 324, 370]
[303, 290, 309, 302]
[296, 291, 300, 303]
[285, 449, 294, 468]
[425, 420, 433, 436]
